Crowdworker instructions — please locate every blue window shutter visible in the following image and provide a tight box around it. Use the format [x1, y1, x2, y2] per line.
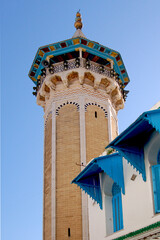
[152, 165, 160, 213]
[157, 151, 160, 164]
[112, 197, 117, 232]
[112, 183, 123, 232]
[119, 194, 123, 230]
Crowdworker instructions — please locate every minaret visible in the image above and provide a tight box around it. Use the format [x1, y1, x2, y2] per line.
[29, 12, 129, 240]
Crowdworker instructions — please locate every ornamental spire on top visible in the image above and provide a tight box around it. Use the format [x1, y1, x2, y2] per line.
[73, 11, 86, 38]
[74, 11, 83, 30]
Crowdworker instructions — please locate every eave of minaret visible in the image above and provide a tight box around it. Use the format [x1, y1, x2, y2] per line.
[36, 64, 124, 111]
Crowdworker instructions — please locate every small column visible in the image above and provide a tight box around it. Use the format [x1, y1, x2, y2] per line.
[79, 48, 82, 58]
[111, 60, 114, 69]
[51, 102, 56, 240]
[79, 96, 89, 240]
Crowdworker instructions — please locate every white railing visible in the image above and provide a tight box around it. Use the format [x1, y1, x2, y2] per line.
[44, 58, 111, 76]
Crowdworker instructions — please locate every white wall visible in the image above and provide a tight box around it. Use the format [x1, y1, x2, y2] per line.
[88, 132, 160, 240]
[88, 196, 106, 240]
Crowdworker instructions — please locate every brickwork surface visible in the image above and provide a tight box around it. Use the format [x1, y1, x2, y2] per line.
[86, 106, 109, 163]
[44, 115, 52, 240]
[111, 116, 118, 140]
[43, 103, 113, 240]
[56, 104, 82, 240]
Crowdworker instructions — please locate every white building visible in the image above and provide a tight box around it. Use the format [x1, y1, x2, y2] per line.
[72, 108, 160, 240]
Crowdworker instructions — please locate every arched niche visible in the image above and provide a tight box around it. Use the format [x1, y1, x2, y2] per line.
[145, 132, 160, 166]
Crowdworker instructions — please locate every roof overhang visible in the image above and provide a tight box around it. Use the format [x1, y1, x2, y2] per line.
[106, 109, 160, 181]
[28, 37, 130, 87]
[72, 153, 125, 209]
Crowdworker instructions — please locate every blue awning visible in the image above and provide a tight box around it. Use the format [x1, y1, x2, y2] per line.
[72, 153, 125, 209]
[106, 109, 160, 181]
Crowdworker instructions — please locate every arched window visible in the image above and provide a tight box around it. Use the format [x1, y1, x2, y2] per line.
[157, 150, 160, 164]
[112, 183, 123, 232]
[146, 132, 160, 214]
[151, 150, 160, 214]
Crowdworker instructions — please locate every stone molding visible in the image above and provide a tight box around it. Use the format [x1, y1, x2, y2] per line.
[37, 68, 124, 111]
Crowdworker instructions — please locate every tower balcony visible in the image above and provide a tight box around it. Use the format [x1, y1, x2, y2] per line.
[35, 57, 127, 111]
[40, 58, 112, 86]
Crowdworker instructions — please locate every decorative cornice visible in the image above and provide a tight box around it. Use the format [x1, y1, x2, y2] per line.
[36, 69, 124, 112]
[114, 221, 160, 240]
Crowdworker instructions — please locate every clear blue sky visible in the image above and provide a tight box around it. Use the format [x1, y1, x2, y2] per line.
[1, 1, 160, 240]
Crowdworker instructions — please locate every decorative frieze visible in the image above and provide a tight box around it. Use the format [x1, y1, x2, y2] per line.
[37, 68, 125, 113]
[44, 111, 52, 127]
[85, 102, 108, 118]
[55, 101, 80, 115]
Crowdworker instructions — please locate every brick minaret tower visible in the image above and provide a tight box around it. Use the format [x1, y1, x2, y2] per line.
[29, 12, 129, 240]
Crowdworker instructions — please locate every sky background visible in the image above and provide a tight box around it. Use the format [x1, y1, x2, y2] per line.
[1, 1, 160, 240]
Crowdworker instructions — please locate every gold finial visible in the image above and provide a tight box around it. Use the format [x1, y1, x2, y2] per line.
[74, 11, 83, 30]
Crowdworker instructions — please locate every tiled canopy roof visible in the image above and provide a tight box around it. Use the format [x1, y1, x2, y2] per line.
[28, 37, 130, 87]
